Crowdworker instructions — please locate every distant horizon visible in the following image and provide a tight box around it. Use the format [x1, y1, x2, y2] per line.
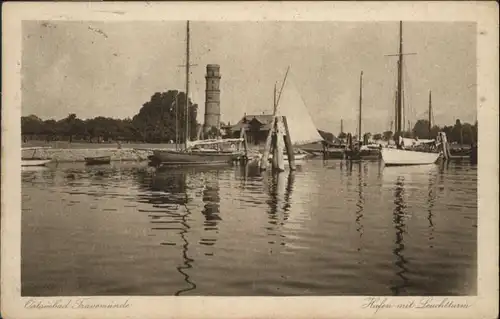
[22, 20, 477, 133]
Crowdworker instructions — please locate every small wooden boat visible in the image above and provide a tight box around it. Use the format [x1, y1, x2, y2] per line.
[22, 147, 52, 167]
[22, 158, 52, 167]
[84, 156, 111, 165]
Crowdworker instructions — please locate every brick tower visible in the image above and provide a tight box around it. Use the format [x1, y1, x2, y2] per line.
[203, 64, 221, 136]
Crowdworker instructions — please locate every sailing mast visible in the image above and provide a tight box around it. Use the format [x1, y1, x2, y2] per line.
[184, 21, 191, 150]
[358, 71, 363, 144]
[428, 90, 432, 138]
[396, 21, 403, 138]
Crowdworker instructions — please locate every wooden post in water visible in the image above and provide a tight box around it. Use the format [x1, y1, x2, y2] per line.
[271, 127, 279, 169]
[272, 116, 285, 172]
[282, 116, 296, 170]
[241, 129, 249, 163]
[261, 116, 276, 170]
[260, 83, 279, 170]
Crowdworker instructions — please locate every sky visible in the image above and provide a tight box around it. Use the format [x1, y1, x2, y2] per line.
[21, 20, 477, 134]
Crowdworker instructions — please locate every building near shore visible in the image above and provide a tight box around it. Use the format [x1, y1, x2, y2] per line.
[227, 114, 274, 145]
[227, 113, 340, 150]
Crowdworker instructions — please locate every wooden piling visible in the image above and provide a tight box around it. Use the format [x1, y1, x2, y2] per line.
[273, 117, 285, 172]
[242, 129, 249, 162]
[260, 117, 276, 170]
[271, 132, 279, 169]
[282, 116, 296, 170]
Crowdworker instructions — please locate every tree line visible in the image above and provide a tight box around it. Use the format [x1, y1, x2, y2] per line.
[22, 90, 200, 144]
[22, 88, 476, 146]
[337, 119, 478, 145]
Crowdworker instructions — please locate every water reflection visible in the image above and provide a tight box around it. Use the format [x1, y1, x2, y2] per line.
[21, 161, 477, 296]
[355, 162, 364, 252]
[265, 171, 296, 243]
[391, 176, 409, 295]
[283, 172, 295, 215]
[200, 171, 221, 251]
[265, 172, 284, 235]
[176, 198, 196, 296]
[138, 167, 199, 295]
[427, 169, 437, 248]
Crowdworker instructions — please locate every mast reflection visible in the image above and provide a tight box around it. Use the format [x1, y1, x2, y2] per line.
[137, 167, 197, 295]
[390, 176, 409, 295]
[427, 169, 437, 248]
[355, 162, 364, 252]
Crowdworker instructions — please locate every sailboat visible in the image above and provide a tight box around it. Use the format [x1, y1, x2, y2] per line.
[22, 147, 52, 167]
[262, 68, 325, 164]
[345, 71, 382, 160]
[151, 21, 245, 166]
[381, 21, 441, 167]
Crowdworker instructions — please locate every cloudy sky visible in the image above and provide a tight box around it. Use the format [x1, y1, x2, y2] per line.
[22, 20, 476, 133]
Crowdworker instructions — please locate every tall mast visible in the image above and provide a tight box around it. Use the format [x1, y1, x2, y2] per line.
[358, 71, 363, 143]
[428, 90, 432, 138]
[184, 21, 190, 149]
[396, 21, 403, 135]
[394, 89, 398, 133]
[175, 93, 179, 150]
[273, 82, 277, 112]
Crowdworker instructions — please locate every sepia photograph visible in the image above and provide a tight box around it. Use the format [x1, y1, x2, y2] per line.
[2, 2, 498, 319]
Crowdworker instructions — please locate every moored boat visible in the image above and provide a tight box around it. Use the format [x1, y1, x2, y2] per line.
[381, 21, 442, 167]
[84, 156, 111, 165]
[22, 146, 52, 167]
[149, 22, 247, 167]
[381, 147, 441, 166]
[22, 158, 52, 167]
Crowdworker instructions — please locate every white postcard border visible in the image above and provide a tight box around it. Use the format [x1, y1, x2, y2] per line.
[2, 2, 498, 319]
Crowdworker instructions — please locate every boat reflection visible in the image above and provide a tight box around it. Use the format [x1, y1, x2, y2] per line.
[138, 166, 231, 295]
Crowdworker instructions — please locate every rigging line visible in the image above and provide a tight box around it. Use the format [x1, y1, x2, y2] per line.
[402, 59, 414, 125]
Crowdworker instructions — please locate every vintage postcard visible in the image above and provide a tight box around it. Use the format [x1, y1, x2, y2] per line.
[1, 1, 498, 319]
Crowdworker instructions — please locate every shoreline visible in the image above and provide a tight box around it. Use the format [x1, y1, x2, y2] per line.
[22, 147, 153, 163]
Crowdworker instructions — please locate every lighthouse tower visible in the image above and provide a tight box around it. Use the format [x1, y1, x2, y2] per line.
[203, 64, 221, 136]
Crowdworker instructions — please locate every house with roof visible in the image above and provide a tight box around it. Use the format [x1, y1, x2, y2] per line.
[227, 114, 275, 145]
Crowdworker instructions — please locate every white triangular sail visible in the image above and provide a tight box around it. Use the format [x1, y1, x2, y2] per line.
[275, 77, 324, 146]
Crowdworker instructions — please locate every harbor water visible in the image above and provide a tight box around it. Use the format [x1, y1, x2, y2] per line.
[21, 159, 477, 296]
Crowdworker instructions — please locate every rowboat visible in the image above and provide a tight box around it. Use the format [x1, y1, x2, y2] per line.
[22, 146, 52, 167]
[84, 156, 111, 165]
[22, 159, 52, 167]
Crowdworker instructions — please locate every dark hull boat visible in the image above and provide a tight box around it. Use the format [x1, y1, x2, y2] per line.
[151, 149, 241, 166]
[85, 156, 111, 165]
[345, 149, 381, 160]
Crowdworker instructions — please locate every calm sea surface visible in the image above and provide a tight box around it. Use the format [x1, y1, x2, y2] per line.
[21, 159, 477, 296]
